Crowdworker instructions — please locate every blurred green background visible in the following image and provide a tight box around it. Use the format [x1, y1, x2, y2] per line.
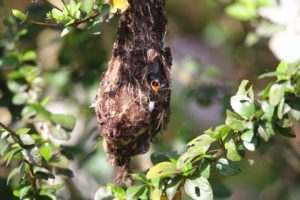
[0, 0, 300, 199]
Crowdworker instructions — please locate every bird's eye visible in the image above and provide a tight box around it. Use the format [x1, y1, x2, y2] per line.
[151, 80, 160, 92]
[151, 80, 160, 88]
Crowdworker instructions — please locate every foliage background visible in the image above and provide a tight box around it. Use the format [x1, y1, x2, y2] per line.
[0, 0, 299, 199]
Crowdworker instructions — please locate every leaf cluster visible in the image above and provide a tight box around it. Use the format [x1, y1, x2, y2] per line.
[11, 0, 130, 37]
[0, 21, 76, 200]
[96, 62, 300, 200]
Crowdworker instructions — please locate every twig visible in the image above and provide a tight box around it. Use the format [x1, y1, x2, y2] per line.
[0, 122, 25, 148]
[26, 160, 39, 200]
[29, 11, 100, 28]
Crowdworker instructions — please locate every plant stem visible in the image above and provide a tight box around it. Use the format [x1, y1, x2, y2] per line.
[0, 122, 26, 148]
[27, 161, 39, 200]
[30, 11, 100, 27]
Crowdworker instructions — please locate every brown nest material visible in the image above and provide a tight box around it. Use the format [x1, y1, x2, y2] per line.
[94, 0, 172, 184]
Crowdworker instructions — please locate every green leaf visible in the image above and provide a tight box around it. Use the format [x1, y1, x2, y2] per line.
[199, 159, 211, 178]
[258, 71, 282, 79]
[132, 173, 150, 184]
[12, 92, 28, 105]
[258, 123, 274, 142]
[34, 166, 55, 180]
[216, 158, 241, 176]
[5, 148, 22, 166]
[12, 9, 27, 21]
[225, 114, 245, 131]
[50, 114, 76, 130]
[184, 177, 213, 200]
[1, 131, 9, 140]
[39, 193, 57, 200]
[146, 162, 180, 179]
[126, 185, 145, 200]
[22, 51, 37, 62]
[50, 8, 64, 22]
[19, 185, 32, 199]
[41, 96, 52, 106]
[20, 134, 35, 146]
[276, 61, 288, 80]
[165, 176, 182, 200]
[225, 139, 241, 161]
[16, 128, 30, 135]
[88, 20, 102, 35]
[241, 129, 254, 142]
[55, 168, 74, 178]
[108, 184, 126, 199]
[230, 95, 256, 118]
[49, 154, 69, 168]
[151, 187, 162, 200]
[51, 125, 71, 140]
[0, 56, 19, 68]
[243, 137, 257, 151]
[225, 3, 257, 21]
[94, 187, 113, 200]
[19, 162, 25, 179]
[187, 134, 216, 152]
[61, 27, 73, 37]
[269, 84, 285, 106]
[150, 151, 179, 165]
[261, 101, 275, 121]
[237, 80, 249, 95]
[291, 109, 300, 121]
[0, 142, 9, 156]
[40, 144, 52, 161]
[7, 167, 19, 184]
[177, 147, 204, 170]
[81, 0, 95, 14]
[139, 187, 150, 200]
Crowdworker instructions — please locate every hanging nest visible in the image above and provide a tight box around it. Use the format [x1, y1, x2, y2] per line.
[94, 0, 172, 184]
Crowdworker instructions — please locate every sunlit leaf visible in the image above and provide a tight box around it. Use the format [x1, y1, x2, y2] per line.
[231, 95, 256, 118]
[12, 9, 27, 21]
[110, 0, 129, 13]
[225, 139, 241, 161]
[166, 176, 182, 200]
[269, 84, 284, 106]
[50, 114, 76, 130]
[126, 185, 145, 200]
[19, 185, 32, 200]
[146, 162, 180, 179]
[184, 177, 213, 200]
[20, 134, 35, 146]
[81, 0, 95, 14]
[7, 167, 19, 184]
[94, 187, 113, 200]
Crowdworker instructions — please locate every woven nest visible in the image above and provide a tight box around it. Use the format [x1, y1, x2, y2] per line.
[94, 0, 171, 184]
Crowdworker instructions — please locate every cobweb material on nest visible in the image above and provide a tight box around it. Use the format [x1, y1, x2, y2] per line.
[94, 0, 172, 184]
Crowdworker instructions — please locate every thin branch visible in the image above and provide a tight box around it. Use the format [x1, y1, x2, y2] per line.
[26, 160, 39, 200]
[29, 11, 100, 28]
[60, 0, 72, 17]
[0, 122, 25, 148]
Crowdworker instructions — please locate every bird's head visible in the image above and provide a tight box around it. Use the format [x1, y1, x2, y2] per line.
[147, 73, 165, 94]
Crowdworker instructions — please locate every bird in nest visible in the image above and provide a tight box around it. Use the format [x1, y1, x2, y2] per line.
[94, 56, 171, 184]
